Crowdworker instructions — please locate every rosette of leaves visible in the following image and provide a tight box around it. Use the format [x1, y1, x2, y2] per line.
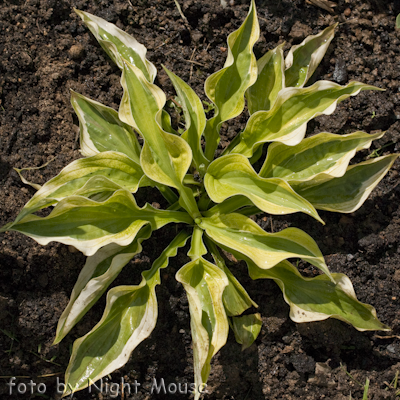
[1, 1, 397, 397]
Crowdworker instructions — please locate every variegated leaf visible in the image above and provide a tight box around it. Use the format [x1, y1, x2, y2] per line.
[249, 260, 389, 331]
[198, 213, 332, 278]
[231, 313, 262, 350]
[293, 154, 399, 212]
[74, 9, 156, 82]
[206, 237, 257, 317]
[119, 60, 200, 219]
[205, 154, 323, 223]
[285, 24, 337, 88]
[71, 91, 141, 162]
[176, 257, 229, 400]
[11, 151, 146, 225]
[164, 67, 208, 173]
[260, 131, 384, 183]
[4, 190, 192, 256]
[230, 81, 379, 157]
[246, 42, 285, 114]
[64, 230, 190, 396]
[203, 0, 259, 160]
[54, 225, 152, 344]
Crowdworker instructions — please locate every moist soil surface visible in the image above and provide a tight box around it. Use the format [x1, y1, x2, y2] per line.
[1, 0, 400, 399]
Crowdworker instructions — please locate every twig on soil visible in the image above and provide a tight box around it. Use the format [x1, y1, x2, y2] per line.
[188, 47, 196, 81]
[373, 334, 400, 340]
[154, 33, 180, 50]
[184, 59, 204, 67]
[173, 0, 191, 34]
[155, 42, 166, 50]
[37, 372, 63, 377]
[28, 350, 62, 367]
[126, 0, 134, 9]
[305, 0, 337, 14]
[168, 97, 182, 109]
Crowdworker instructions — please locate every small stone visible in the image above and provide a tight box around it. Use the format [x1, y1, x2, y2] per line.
[191, 31, 203, 43]
[333, 59, 348, 84]
[290, 353, 315, 374]
[69, 43, 85, 60]
[282, 345, 294, 354]
[343, 8, 351, 17]
[308, 362, 334, 387]
[289, 21, 312, 41]
[315, 362, 331, 375]
[394, 270, 400, 282]
[387, 344, 396, 353]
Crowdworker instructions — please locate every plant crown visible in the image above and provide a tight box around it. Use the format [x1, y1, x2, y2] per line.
[1, 1, 397, 397]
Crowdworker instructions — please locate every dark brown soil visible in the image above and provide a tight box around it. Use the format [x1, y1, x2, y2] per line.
[1, 0, 400, 399]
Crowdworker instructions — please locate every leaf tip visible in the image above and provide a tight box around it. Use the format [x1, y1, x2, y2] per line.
[52, 334, 62, 346]
[73, 8, 84, 19]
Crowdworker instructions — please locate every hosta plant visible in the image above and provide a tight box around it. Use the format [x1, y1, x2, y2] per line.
[1, 1, 397, 397]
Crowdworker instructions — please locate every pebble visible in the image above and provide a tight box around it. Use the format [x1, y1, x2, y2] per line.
[344, 8, 351, 17]
[333, 58, 348, 84]
[290, 353, 315, 374]
[387, 344, 396, 353]
[68, 43, 85, 60]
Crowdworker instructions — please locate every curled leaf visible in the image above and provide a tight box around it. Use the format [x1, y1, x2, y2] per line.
[119, 60, 200, 219]
[204, 0, 259, 160]
[64, 231, 190, 396]
[205, 154, 323, 223]
[249, 260, 389, 331]
[260, 131, 385, 183]
[231, 313, 262, 350]
[293, 154, 399, 212]
[74, 9, 156, 81]
[246, 42, 285, 114]
[285, 24, 337, 88]
[176, 257, 229, 400]
[54, 225, 152, 344]
[231, 81, 380, 157]
[11, 152, 147, 225]
[199, 213, 332, 279]
[6, 190, 192, 256]
[71, 91, 141, 162]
